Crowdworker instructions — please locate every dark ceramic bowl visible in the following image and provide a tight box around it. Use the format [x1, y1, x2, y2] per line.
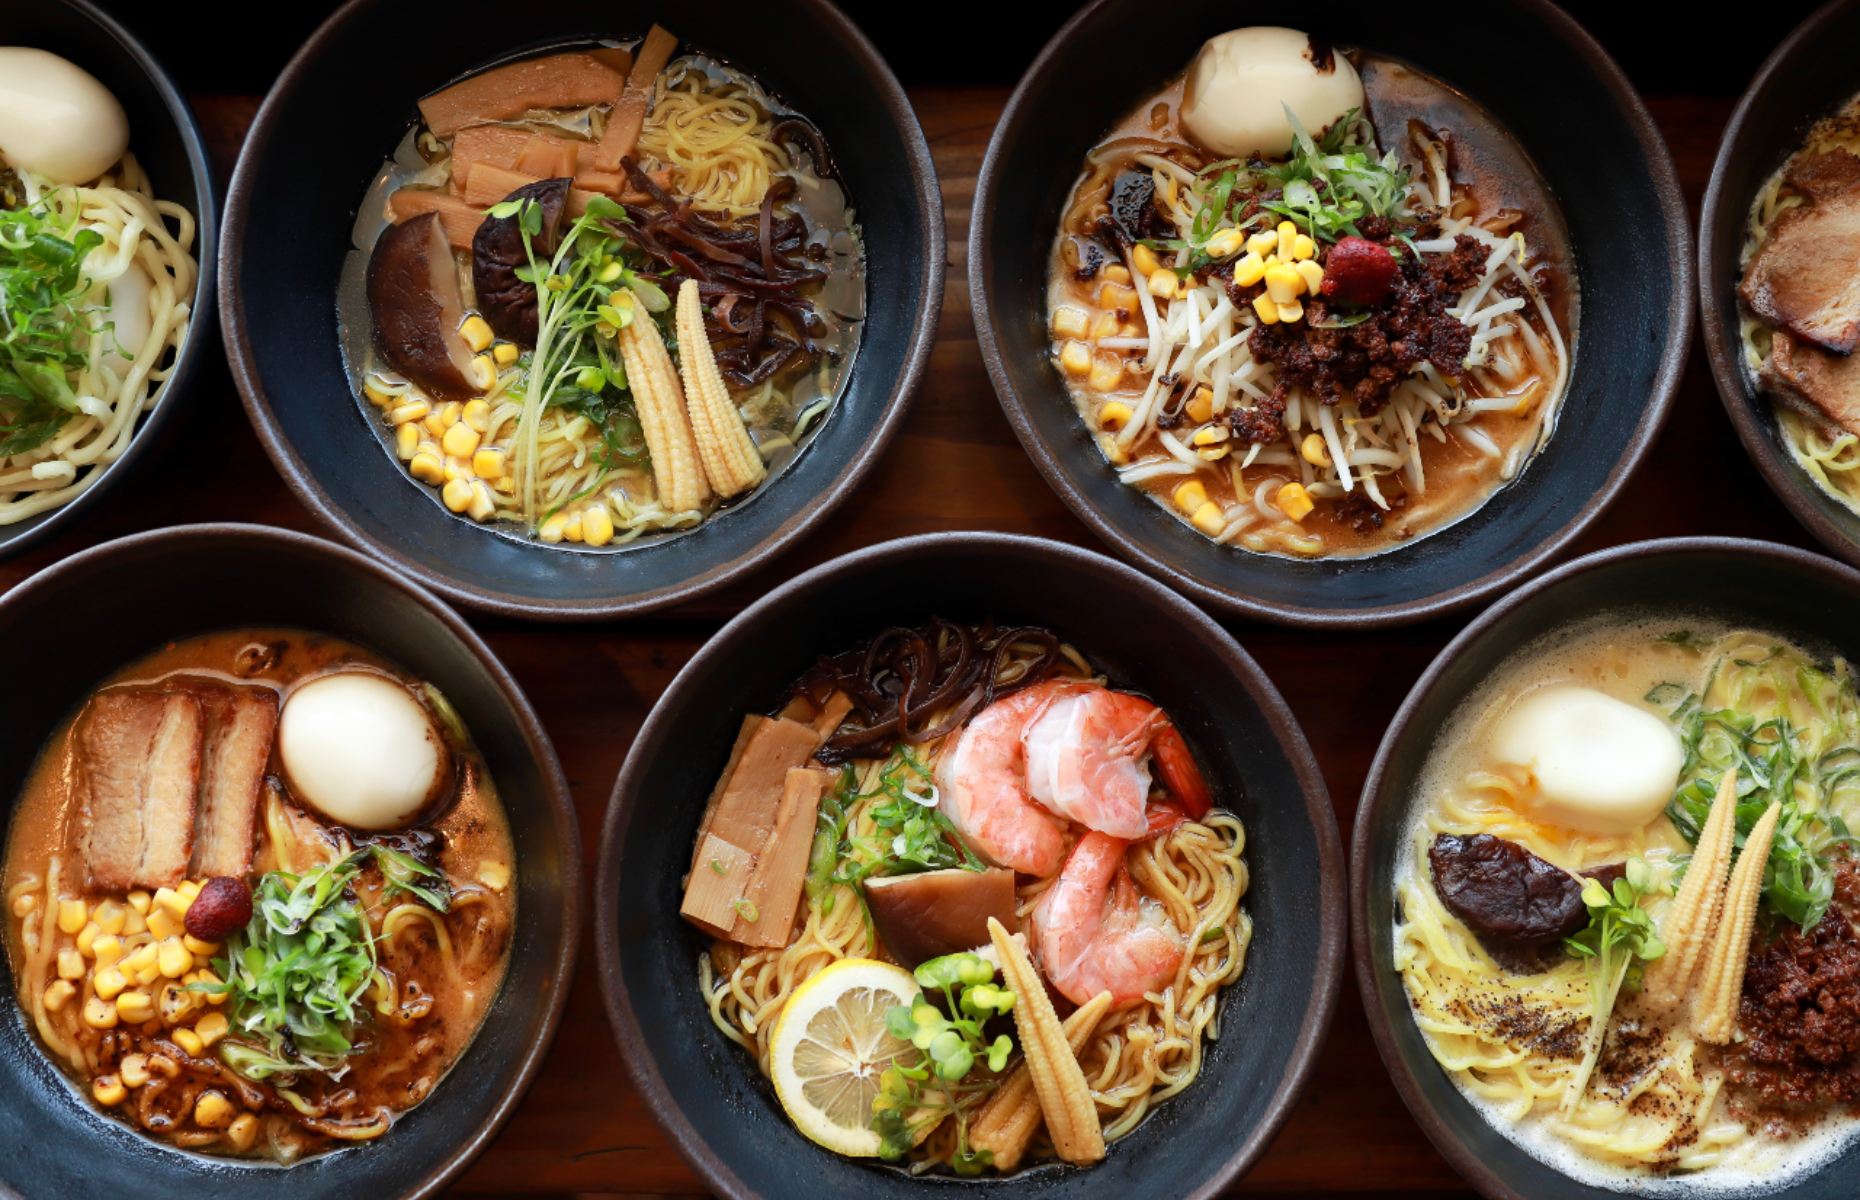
[1353, 537, 1860, 1199]
[221, 0, 941, 620]
[596, 532, 1345, 1198]
[1700, 0, 1860, 568]
[0, 0, 217, 562]
[971, 0, 1690, 628]
[0, 524, 578, 1200]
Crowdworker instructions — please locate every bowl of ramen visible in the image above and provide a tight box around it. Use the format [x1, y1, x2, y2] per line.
[1355, 536, 1860, 1199]
[973, 2, 1690, 627]
[596, 532, 1344, 1196]
[1702, 0, 1860, 569]
[0, 524, 578, 1196]
[222, 0, 939, 619]
[0, 0, 214, 561]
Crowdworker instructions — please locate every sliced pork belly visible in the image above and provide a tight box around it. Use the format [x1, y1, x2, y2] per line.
[1763, 328, 1860, 435]
[1740, 150, 1860, 354]
[77, 690, 202, 891]
[190, 686, 278, 879]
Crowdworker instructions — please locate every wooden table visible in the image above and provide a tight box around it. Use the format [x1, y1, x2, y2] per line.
[0, 87, 1810, 1197]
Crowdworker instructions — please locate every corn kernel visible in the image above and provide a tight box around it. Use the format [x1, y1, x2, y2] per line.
[76, 922, 100, 957]
[1276, 300, 1304, 324]
[422, 409, 447, 437]
[538, 511, 570, 544]
[194, 1090, 235, 1130]
[123, 943, 158, 974]
[494, 476, 515, 495]
[116, 991, 155, 1024]
[1102, 263, 1131, 285]
[1185, 387, 1214, 423]
[1291, 233, 1317, 261]
[1191, 425, 1228, 447]
[193, 1010, 231, 1048]
[1059, 339, 1092, 378]
[157, 939, 192, 979]
[1293, 259, 1325, 295]
[57, 948, 83, 980]
[471, 448, 506, 480]
[1147, 268, 1178, 299]
[1300, 433, 1332, 467]
[178, 880, 201, 902]
[461, 399, 491, 433]
[441, 421, 481, 459]
[1097, 401, 1133, 432]
[362, 378, 399, 407]
[1252, 292, 1280, 325]
[172, 1028, 204, 1056]
[228, 1113, 261, 1151]
[582, 504, 615, 547]
[94, 966, 129, 1002]
[183, 934, 218, 958]
[92, 900, 126, 936]
[388, 399, 431, 426]
[82, 995, 118, 1029]
[1191, 501, 1227, 536]
[146, 908, 182, 942]
[126, 890, 151, 915]
[153, 887, 187, 919]
[409, 452, 446, 485]
[1098, 282, 1137, 312]
[492, 341, 519, 366]
[1198, 441, 1232, 462]
[120, 1054, 151, 1089]
[43, 980, 75, 1013]
[1205, 229, 1245, 259]
[1051, 304, 1090, 339]
[57, 899, 86, 934]
[441, 477, 474, 514]
[562, 513, 584, 543]
[479, 861, 510, 890]
[195, 967, 229, 1006]
[1277, 220, 1298, 247]
[122, 908, 146, 937]
[467, 481, 497, 523]
[1098, 433, 1128, 465]
[1277, 481, 1316, 521]
[459, 314, 494, 353]
[1173, 480, 1209, 514]
[1131, 242, 1161, 276]
[160, 981, 199, 1026]
[1089, 310, 1120, 339]
[1246, 230, 1278, 258]
[1088, 355, 1124, 393]
[1232, 252, 1266, 288]
[1264, 264, 1304, 305]
[471, 354, 498, 391]
[9, 893, 35, 919]
[92, 1075, 126, 1106]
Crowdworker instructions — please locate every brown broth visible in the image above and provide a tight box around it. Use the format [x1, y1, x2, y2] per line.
[1047, 51, 1577, 558]
[2, 629, 514, 1163]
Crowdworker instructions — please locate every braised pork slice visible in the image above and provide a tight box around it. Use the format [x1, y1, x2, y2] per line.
[190, 686, 279, 878]
[78, 690, 203, 891]
[1740, 150, 1860, 354]
[1763, 328, 1860, 435]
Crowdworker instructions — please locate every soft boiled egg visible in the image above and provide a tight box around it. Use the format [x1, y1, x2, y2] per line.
[1488, 684, 1683, 834]
[0, 49, 129, 185]
[1179, 27, 1364, 161]
[277, 671, 452, 831]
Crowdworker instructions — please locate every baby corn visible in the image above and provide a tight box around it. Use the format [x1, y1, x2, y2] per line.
[969, 990, 1113, 1172]
[675, 279, 766, 498]
[987, 917, 1104, 1166]
[1643, 771, 1738, 1009]
[1693, 800, 1781, 1044]
[617, 312, 710, 514]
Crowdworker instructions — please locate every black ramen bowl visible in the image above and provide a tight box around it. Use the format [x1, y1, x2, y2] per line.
[0, 524, 578, 1200]
[971, 0, 1690, 627]
[1700, 0, 1860, 569]
[1353, 536, 1860, 1199]
[0, 0, 217, 563]
[221, 0, 941, 620]
[596, 531, 1345, 1198]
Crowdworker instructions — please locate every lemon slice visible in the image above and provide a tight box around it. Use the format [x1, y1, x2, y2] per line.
[768, 957, 921, 1157]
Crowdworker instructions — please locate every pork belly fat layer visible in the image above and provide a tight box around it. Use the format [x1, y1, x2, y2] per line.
[191, 687, 279, 879]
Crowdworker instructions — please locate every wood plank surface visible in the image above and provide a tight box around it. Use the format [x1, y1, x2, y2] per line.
[0, 87, 1806, 1196]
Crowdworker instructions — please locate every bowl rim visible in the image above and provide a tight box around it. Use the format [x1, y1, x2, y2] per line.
[1698, 0, 1860, 571]
[0, 520, 582, 1199]
[592, 529, 1347, 1198]
[968, 0, 1693, 629]
[1348, 534, 1860, 1200]
[217, 0, 945, 622]
[0, 0, 220, 564]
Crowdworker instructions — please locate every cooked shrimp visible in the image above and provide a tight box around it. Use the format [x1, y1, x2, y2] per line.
[935, 681, 1077, 876]
[1030, 832, 1187, 1006]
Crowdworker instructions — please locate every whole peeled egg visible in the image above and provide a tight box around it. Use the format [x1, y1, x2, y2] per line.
[1179, 27, 1364, 160]
[277, 671, 453, 832]
[1488, 684, 1683, 835]
[0, 49, 129, 185]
